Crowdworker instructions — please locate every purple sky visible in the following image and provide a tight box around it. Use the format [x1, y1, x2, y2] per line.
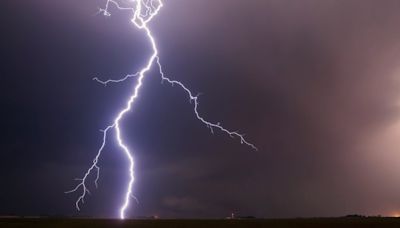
[2, 0, 400, 218]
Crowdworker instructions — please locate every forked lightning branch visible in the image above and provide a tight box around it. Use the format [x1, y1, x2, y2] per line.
[66, 0, 257, 219]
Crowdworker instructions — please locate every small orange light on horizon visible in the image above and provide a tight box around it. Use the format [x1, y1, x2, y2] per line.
[390, 212, 400, 217]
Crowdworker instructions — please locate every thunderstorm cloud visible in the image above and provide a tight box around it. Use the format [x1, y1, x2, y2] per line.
[2, 0, 400, 218]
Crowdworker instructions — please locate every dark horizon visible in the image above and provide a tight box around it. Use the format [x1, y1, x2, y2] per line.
[2, 0, 400, 219]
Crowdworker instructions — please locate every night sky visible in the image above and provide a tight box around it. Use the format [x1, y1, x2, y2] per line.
[2, 0, 400, 219]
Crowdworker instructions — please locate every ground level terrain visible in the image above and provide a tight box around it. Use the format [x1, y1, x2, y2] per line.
[1, 217, 400, 228]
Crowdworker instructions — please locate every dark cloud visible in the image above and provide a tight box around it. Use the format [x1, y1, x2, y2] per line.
[2, 0, 400, 218]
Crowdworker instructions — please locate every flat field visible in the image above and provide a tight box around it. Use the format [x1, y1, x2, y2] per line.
[2, 217, 400, 228]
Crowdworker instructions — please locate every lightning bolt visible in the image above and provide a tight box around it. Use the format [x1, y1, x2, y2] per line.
[66, 0, 257, 219]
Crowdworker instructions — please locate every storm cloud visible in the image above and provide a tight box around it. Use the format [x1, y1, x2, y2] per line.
[2, 0, 400, 218]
